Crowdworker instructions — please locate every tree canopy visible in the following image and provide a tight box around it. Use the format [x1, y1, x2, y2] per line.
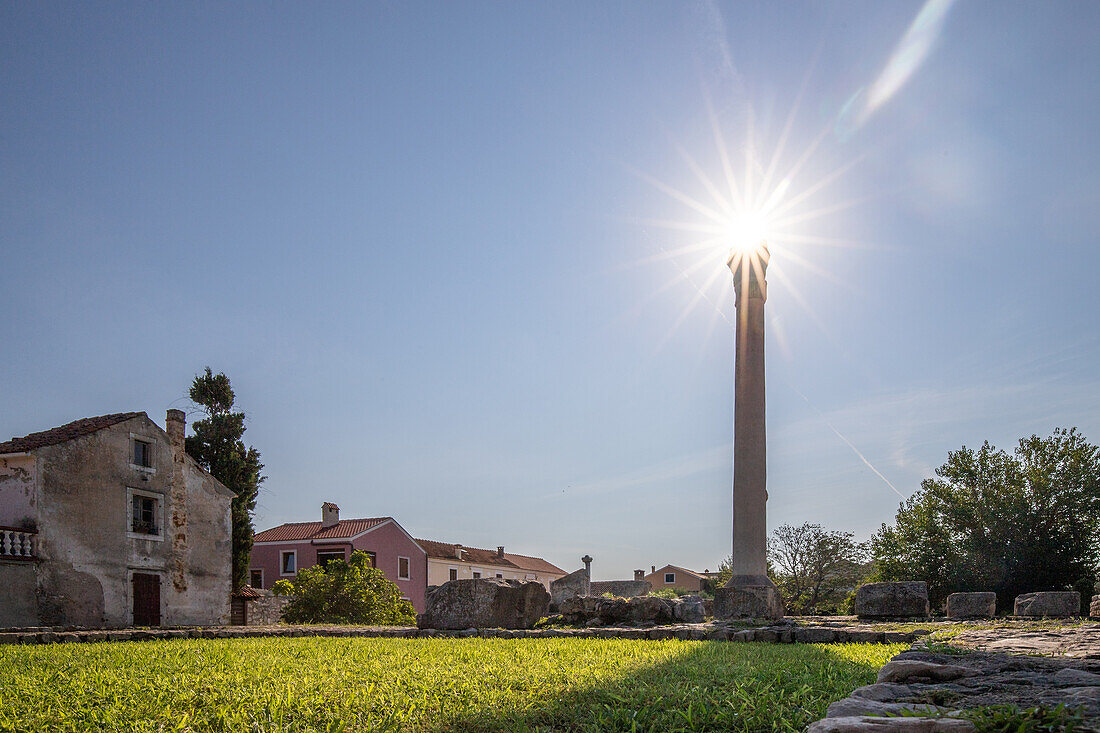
[185, 367, 264, 590]
[870, 428, 1100, 611]
[768, 522, 867, 615]
[274, 550, 417, 625]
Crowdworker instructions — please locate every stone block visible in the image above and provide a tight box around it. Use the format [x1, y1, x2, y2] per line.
[713, 584, 784, 619]
[854, 582, 929, 618]
[1013, 591, 1081, 617]
[1089, 594, 1100, 619]
[417, 578, 550, 630]
[794, 627, 837, 644]
[946, 592, 996, 618]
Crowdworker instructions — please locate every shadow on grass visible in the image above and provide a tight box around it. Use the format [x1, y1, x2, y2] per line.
[436, 640, 892, 733]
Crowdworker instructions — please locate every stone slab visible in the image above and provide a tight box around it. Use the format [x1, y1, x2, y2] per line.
[946, 592, 996, 619]
[855, 582, 929, 618]
[1014, 591, 1081, 617]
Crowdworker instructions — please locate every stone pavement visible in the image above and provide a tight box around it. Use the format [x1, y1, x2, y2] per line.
[810, 622, 1100, 732]
[947, 623, 1100, 657]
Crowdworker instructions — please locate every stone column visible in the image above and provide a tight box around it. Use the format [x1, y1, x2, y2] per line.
[714, 244, 784, 619]
[581, 555, 592, 596]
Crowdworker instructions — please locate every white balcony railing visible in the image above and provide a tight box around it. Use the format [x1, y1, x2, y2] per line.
[0, 527, 36, 559]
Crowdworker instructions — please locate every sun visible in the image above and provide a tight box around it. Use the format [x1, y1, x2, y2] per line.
[722, 210, 770, 256]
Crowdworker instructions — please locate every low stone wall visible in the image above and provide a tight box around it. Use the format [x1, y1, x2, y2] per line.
[589, 580, 650, 598]
[0, 621, 924, 646]
[245, 594, 290, 626]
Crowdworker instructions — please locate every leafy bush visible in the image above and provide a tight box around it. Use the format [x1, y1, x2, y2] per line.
[647, 588, 679, 599]
[870, 428, 1100, 611]
[273, 550, 416, 625]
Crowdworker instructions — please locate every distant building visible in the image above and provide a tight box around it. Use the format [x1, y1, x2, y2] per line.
[644, 564, 706, 593]
[417, 539, 565, 590]
[0, 410, 234, 628]
[252, 504, 427, 611]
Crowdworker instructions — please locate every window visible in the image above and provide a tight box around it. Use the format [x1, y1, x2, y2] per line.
[665, 573, 676, 584]
[398, 556, 410, 580]
[126, 488, 163, 540]
[250, 569, 264, 589]
[472, 571, 481, 579]
[363, 551, 377, 568]
[496, 573, 503, 579]
[449, 568, 458, 581]
[132, 438, 153, 468]
[131, 495, 159, 535]
[317, 549, 345, 567]
[281, 551, 297, 575]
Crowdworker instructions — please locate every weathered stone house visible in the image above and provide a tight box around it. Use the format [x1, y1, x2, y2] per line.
[0, 410, 234, 628]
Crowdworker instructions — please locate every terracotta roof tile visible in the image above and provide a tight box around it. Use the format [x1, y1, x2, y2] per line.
[416, 538, 563, 575]
[0, 412, 145, 455]
[503, 552, 565, 575]
[254, 517, 391, 542]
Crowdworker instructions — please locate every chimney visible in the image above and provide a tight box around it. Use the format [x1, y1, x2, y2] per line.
[321, 502, 340, 528]
[497, 546, 505, 559]
[166, 409, 186, 450]
[454, 543, 464, 560]
[634, 569, 644, 581]
[651, 565, 655, 573]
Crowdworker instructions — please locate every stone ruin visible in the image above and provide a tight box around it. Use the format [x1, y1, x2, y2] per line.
[557, 593, 705, 626]
[417, 578, 550, 630]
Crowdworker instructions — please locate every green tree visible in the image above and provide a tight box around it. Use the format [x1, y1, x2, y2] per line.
[712, 554, 735, 590]
[870, 428, 1100, 611]
[185, 368, 264, 590]
[768, 523, 867, 614]
[274, 550, 417, 625]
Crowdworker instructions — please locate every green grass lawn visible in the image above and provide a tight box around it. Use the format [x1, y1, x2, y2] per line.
[0, 638, 905, 732]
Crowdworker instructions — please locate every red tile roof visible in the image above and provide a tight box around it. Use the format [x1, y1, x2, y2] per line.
[416, 538, 564, 575]
[503, 552, 565, 576]
[0, 412, 145, 455]
[254, 517, 392, 543]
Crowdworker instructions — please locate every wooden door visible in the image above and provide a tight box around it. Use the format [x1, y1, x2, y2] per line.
[132, 573, 161, 627]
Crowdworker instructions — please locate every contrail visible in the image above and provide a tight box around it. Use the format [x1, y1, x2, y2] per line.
[791, 386, 907, 500]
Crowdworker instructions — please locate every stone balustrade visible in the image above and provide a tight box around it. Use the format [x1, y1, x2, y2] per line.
[0, 527, 36, 559]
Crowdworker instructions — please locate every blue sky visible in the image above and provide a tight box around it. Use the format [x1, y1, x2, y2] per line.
[3, 1, 1098, 580]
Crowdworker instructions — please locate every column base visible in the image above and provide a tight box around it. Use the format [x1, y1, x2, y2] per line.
[714, 576, 784, 620]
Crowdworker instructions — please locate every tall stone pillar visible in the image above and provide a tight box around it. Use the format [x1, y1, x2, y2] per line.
[714, 243, 784, 619]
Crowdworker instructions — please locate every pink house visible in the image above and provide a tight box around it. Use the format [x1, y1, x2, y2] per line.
[251, 502, 427, 612]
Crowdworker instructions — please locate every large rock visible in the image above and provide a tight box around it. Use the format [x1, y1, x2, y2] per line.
[854, 582, 929, 618]
[1091, 594, 1100, 619]
[627, 595, 676, 624]
[594, 597, 632, 624]
[674, 595, 706, 623]
[946, 592, 996, 618]
[418, 579, 549, 630]
[1014, 591, 1081, 617]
